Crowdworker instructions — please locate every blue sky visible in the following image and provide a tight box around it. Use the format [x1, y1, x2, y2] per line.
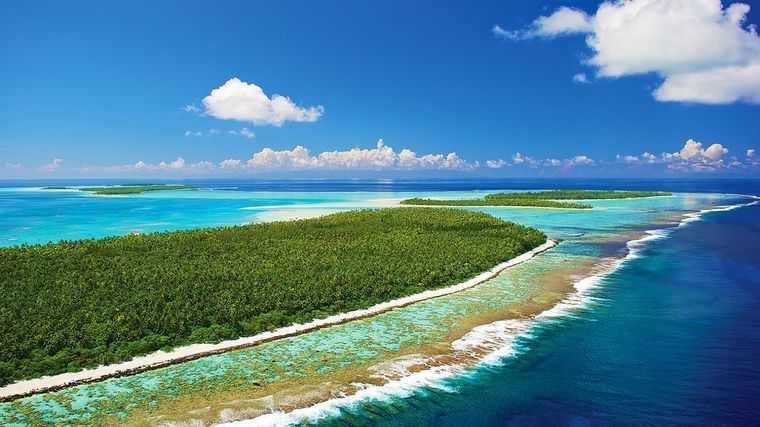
[1, 0, 759, 178]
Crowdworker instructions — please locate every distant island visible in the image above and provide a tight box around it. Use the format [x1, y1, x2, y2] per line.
[42, 183, 197, 195]
[401, 190, 671, 209]
[0, 208, 545, 386]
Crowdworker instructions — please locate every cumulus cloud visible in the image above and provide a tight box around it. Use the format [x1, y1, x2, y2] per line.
[209, 129, 220, 135]
[512, 152, 540, 167]
[202, 78, 324, 126]
[245, 139, 474, 171]
[81, 158, 215, 174]
[617, 154, 640, 163]
[641, 152, 658, 163]
[4, 162, 21, 170]
[654, 62, 760, 104]
[499, 0, 760, 104]
[184, 130, 203, 137]
[748, 148, 756, 158]
[617, 138, 738, 172]
[76, 140, 476, 175]
[486, 159, 508, 169]
[511, 153, 594, 168]
[42, 158, 62, 172]
[158, 157, 186, 170]
[220, 159, 242, 169]
[568, 155, 594, 165]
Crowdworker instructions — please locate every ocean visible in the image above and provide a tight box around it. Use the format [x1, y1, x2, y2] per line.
[0, 178, 758, 426]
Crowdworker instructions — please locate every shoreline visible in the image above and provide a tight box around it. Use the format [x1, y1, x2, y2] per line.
[223, 200, 758, 427]
[0, 239, 557, 402]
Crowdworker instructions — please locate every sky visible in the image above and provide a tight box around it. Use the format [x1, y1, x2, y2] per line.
[1, 0, 759, 178]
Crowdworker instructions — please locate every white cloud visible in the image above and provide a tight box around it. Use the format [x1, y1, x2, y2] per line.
[4, 162, 21, 169]
[573, 73, 590, 84]
[182, 103, 201, 113]
[239, 127, 255, 139]
[501, 0, 760, 104]
[654, 62, 760, 104]
[748, 148, 756, 158]
[568, 155, 594, 165]
[184, 130, 202, 137]
[619, 138, 737, 172]
[209, 129, 220, 135]
[486, 159, 508, 168]
[82, 158, 216, 174]
[245, 139, 475, 171]
[220, 159, 242, 169]
[42, 158, 62, 172]
[511, 153, 593, 168]
[227, 127, 256, 139]
[157, 157, 186, 170]
[202, 77, 324, 126]
[494, 7, 591, 39]
[617, 154, 640, 163]
[641, 152, 658, 163]
[512, 152, 540, 167]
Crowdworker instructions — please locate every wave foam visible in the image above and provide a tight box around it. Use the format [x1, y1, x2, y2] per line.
[220, 200, 758, 427]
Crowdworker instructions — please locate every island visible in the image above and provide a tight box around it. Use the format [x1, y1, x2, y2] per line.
[0, 208, 546, 387]
[42, 183, 197, 195]
[401, 190, 672, 208]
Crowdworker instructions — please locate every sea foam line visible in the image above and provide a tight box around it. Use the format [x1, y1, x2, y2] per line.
[223, 199, 758, 427]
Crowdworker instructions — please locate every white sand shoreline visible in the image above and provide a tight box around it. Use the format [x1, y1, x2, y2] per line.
[0, 239, 557, 402]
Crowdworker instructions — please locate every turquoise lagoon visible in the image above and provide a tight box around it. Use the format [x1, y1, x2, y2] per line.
[0, 185, 755, 426]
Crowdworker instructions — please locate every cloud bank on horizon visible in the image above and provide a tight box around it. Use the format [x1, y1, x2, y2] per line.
[494, 0, 760, 104]
[21, 138, 757, 176]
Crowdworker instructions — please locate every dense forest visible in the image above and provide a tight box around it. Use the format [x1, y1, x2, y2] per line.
[401, 190, 671, 208]
[400, 198, 591, 209]
[43, 184, 197, 195]
[0, 208, 545, 385]
[485, 190, 671, 200]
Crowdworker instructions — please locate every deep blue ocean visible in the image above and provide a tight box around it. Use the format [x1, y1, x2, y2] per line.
[1, 178, 758, 426]
[308, 201, 757, 427]
[264, 179, 758, 427]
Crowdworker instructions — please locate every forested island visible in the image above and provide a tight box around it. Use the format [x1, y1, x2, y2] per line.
[401, 190, 671, 208]
[0, 208, 545, 386]
[42, 184, 197, 195]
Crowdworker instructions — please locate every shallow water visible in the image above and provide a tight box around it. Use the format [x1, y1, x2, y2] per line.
[0, 181, 757, 426]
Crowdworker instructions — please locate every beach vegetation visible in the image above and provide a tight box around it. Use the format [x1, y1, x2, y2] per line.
[42, 184, 197, 195]
[0, 208, 545, 385]
[401, 190, 671, 208]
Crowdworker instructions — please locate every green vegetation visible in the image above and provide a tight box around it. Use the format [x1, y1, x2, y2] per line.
[401, 190, 671, 209]
[0, 208, 545, 385]
[400, 198, 591, 209]
[43, 184, 197, 195]
[79, 184, 197, 195]
[485, 190, 671, 200]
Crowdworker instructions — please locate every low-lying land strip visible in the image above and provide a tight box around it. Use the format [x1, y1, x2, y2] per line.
[0, 208, 546, 392]
[401, 190, 671, 208]
[401, 198, 591, 209]
[42, 183, 197, 195]
[485, 190, 671, 200]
